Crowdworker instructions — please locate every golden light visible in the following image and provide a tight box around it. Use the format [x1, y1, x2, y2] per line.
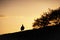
[0, 0, 60, 35]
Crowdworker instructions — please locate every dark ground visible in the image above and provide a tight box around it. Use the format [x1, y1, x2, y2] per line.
[0, 25, 60, 40]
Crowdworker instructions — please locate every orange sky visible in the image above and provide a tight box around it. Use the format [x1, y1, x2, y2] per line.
[0, 0, 60, 35]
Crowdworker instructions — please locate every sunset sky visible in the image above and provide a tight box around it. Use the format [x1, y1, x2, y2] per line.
[0, 0, 60, 34]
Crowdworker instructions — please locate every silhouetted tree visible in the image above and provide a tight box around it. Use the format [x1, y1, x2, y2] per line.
[21, 24, 25, 31]
[33, 7, 60, 29]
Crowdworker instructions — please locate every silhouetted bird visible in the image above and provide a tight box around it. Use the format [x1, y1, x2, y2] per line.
[21, 24, 25, 31]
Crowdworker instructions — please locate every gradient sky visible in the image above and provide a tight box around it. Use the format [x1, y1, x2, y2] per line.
[0, 0, 60, 34]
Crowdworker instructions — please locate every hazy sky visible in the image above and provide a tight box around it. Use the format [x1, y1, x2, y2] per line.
[0, 0, 60, 34]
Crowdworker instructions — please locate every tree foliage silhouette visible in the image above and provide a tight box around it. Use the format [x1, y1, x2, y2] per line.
[33, 7, 60, 29]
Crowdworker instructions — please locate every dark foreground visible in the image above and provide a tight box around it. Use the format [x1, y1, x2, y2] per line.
[0, 25, 60, 40]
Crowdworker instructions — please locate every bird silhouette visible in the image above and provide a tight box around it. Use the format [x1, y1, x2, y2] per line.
[21, 24, 25, 31]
